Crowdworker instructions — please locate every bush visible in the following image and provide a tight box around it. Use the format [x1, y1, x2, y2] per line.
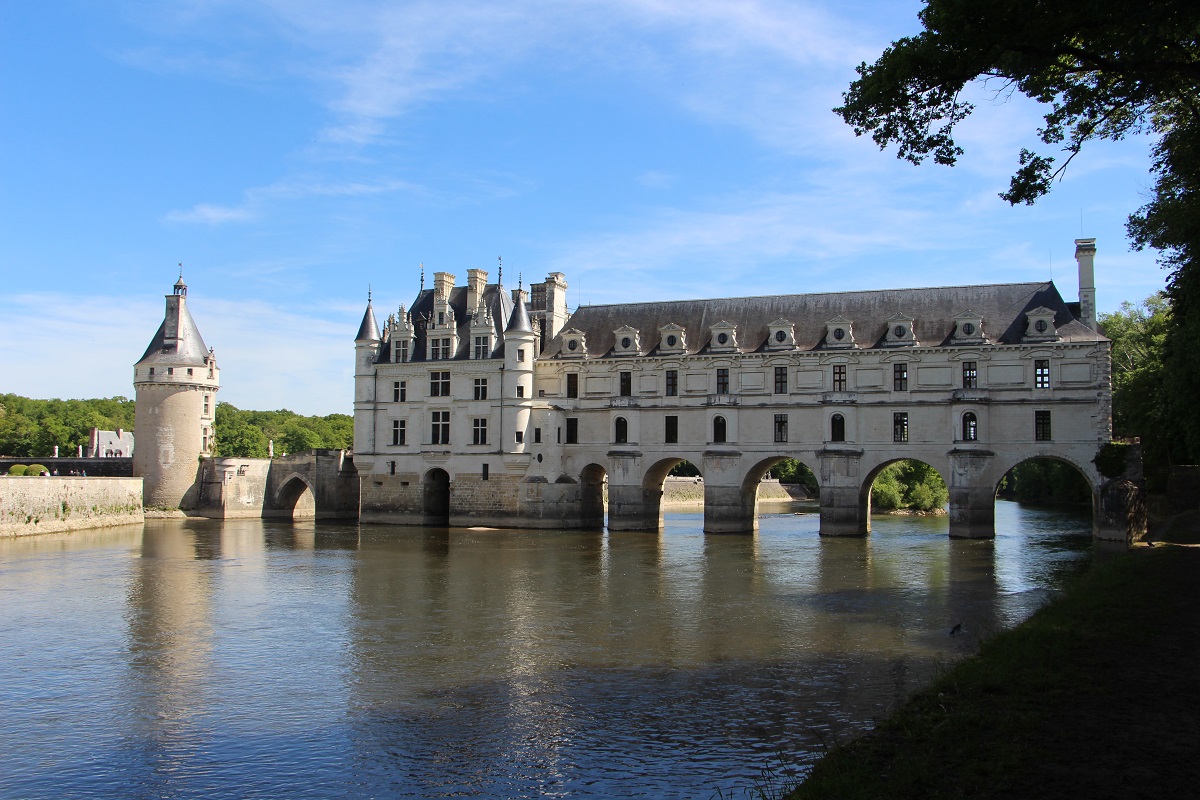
[8, 464, 27, 476]
[1094, 442, 1131, 479]
[25, 464, 49, 476]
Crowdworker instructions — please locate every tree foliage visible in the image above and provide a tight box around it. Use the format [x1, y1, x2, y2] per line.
[0, 394, 135, 457]
[838, 1, 1200, 459]
[999, 459, 1092, 504]
[770, 458, 819, 497]
[212, 403, 352, 458]
[1098, 293, 1171, 462]
[871, 460, 949, 512]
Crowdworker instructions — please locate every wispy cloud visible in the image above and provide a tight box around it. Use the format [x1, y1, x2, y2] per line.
[165, 203, 256, 224]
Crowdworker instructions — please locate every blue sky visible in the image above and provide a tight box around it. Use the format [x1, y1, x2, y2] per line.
[1, 1, 1168, 416]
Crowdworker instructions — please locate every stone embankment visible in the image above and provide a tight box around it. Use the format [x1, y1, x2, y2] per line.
[0, 477, 143, 537]
[662, 477, 805, 506]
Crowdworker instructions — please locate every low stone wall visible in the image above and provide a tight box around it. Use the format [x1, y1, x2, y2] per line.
[0, 477, 143, 537]
[662, 477, 802, 506]
[0, 457, 133, 477]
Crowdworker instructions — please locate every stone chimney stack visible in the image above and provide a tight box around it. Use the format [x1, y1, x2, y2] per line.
[466, 268, 488, 312]
[433, 271, 455, 299]
[543, 272, 569, 343]
[1075, 238, 1097, 331]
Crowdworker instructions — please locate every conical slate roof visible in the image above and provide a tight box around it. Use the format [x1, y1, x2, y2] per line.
[136, 291, 210, 367]
[505, 294, 533, 334]
[356, 300, 380, 342]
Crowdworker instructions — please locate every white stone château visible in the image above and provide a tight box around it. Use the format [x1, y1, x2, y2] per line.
[133, 276, 220, 508]
[353, 239, 1113, 538]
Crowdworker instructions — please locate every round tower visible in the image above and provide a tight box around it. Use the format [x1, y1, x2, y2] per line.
[133, 275, 220, 509]
[502, 283, 536, 453]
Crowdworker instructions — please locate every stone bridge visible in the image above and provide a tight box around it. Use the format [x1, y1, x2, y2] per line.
[198, 449, 359, 519]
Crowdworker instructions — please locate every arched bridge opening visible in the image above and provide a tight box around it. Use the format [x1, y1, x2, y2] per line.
[275, 474, 317, 520]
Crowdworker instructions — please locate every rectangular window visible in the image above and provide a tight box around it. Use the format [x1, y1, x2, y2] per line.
[962, 361, 978, 389]
[567, 373, 579, 398]
[393, 380, 407, 402]
[665, 370, 678, 397]
[392, 419, 406, 446]
[774, 367, 787, 394]
[832, 364, 847, 391]
[482, 463, 489, 481]
[186, 368, 193, 376]
[167, 367, 173, 375]
[534, 427, 542, 443]
[893, 412, 909, 443]
[430, 337, 451, 360]
[517, 348, 526, 363]
[619, 371, 632, 397]
[516, 385, 525, 398]
[397, 340, 409, 363]
[665, 415, 678, 444]
[774, 413, 788, 443]
[431, 411, 450, 445]
[473, 378, 488, 400]
[716, 368, 729, 394]
[566, 418, 578, 444]
[1035, 359, 1051, 388]
[893, 363, 908, 391]
[473, 336, 490, 360]
[430, 371, 450, 397]
[515, 431, 524, 444]
[203, 395, 210, 415]
[472, 418, 488, 445]
[1035, 410, 1052, 441]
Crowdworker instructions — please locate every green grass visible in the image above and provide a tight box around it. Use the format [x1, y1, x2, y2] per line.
[788, 544, 1200, 799]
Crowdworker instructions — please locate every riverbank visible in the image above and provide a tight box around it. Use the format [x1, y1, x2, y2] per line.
[788, 537, 1200, 799]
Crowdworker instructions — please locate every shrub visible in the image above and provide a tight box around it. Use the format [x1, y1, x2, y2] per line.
[25, 464, 49, 476]
[1094, 442, 1131, 479]
[8, 464, 27, 476]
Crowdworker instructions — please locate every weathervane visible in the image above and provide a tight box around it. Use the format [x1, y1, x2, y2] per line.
[497, 256, 503, 287]
[420, 262, 425, 292]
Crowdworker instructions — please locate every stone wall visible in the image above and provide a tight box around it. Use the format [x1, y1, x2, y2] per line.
[0, 477, 143, 537]
[662, 476, 798, 506]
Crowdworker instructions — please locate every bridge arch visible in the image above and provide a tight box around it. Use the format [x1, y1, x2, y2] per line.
[856, 457, 950, 535]
[994, 454, 1097, 511]
[275, 473, 317, 519]
[422, 468, 450, 526]
[580, 463, 607, 529]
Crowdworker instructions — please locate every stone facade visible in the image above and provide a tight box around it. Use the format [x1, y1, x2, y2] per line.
[353, 239, 1114, 538]
[133, 277, 220, 509]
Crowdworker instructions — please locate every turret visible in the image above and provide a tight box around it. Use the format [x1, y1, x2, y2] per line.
[503, 284, 536, 452]
[133, 275, 220, 509]
[354, 294, 381, 456]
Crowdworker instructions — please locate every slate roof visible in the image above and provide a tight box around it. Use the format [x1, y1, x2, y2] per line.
[136, 295, 211, 366]
[356, 300, 381, 342]
[543, 281, 1105, 358]
[377, 283, 518, 362]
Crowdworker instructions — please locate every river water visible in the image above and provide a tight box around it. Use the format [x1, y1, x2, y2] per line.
[0, 501, 1094, 800]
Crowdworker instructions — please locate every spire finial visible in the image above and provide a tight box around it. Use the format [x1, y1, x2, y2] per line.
[368, 284, 372, 303]
[420, 262, 425, 292]
[518, 271, 523, 291]
[498, 256, 503, 287]
[178, 262, 184, 280]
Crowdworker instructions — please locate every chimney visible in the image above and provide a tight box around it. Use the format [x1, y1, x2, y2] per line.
[433, 271, 455, 300]
[1075, 238, 1097, 331]
[466, 268, 488, 312]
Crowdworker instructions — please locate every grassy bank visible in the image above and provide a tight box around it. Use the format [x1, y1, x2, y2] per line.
[787, 542, 1200, 799]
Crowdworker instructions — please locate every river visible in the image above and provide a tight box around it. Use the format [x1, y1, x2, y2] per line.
[0, 500, 1094, 799]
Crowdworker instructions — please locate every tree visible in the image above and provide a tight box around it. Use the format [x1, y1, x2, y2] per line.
[837, 0, 1200, 457]
[1098, 293, 1171, 463]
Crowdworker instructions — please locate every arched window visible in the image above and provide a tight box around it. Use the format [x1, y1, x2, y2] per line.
[962, 412, 978, 441]
[614, 416, 628, 444]
[713, 415, 727, 443]
[831, 413, 845, 442]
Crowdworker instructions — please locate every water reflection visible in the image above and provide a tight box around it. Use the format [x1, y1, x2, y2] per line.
[0, 501, 1094, 799]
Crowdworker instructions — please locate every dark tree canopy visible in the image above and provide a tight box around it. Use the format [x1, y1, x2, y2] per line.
[838, 0, 1200, 459]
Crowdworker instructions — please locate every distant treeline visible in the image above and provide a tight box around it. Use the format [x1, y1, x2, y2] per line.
[213, 403, 352, 457]
[0, 394, 135, 457]
[0, 394, 352, 459]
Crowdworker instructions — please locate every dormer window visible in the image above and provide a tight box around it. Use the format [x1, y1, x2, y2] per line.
[884, 314, 917, 347]
[1024, 307, 1059, 342]
[613, 325, 641, 356]
[952, 310, 986, 344]
[766, 319, 795, 351]
[824, 315, 856, 349]
[658, 323, 687, 355]
[560, 328, 587, 358]
[709, 321, 738, 353]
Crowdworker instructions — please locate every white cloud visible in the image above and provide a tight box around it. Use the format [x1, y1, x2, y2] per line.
[164, 203, 256, 224]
